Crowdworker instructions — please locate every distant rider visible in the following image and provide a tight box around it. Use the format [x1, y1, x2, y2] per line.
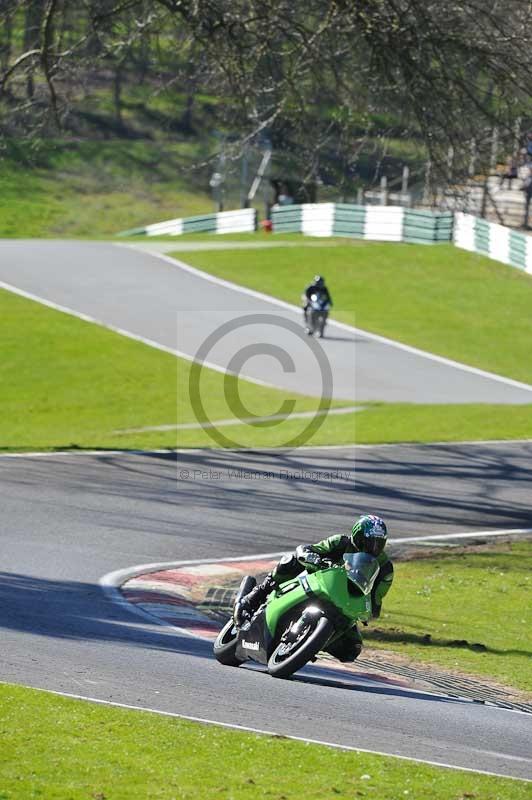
[302, 275, 332, 325]
[234, 514, 394, 662]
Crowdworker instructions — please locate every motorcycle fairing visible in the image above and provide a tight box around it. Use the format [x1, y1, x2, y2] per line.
[235, 606, 271, 665]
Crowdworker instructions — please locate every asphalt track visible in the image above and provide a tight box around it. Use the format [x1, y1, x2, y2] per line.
[1, 444, 531, 780]
[1, 239, 532, 403]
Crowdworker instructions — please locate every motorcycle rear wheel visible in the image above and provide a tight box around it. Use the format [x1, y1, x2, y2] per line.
[267, 616, 333, 679]
[213, 619, 245, 667]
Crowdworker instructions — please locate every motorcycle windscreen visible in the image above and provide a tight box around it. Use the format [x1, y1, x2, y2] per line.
[343, 553, 380, 595]
[310, 292, 328, 309]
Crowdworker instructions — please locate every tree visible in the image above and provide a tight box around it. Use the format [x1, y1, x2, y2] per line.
[1, 0, 531, 187]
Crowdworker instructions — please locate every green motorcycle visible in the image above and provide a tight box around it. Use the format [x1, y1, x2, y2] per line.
[213, 552, 379, 679]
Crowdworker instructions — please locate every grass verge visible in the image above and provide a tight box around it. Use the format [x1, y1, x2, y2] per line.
[0, 683, 528, 799]
[371, 541, 532, 693]
[169, 403, 532, 449]
[0, 287, 347, 451]
[176, 241, 532, 387]
[2, 287, 532, 451]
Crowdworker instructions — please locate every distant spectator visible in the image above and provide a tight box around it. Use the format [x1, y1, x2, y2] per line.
[277, 182, 294, 206]
[500, 155, 518, 189]
[522, 163, 532, 229]
[526, 131, 532, 162]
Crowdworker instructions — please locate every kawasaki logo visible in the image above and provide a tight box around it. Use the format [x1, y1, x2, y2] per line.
[242, 640, 260, 651]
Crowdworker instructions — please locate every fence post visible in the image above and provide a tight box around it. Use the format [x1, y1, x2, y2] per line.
[422, 160, 432, 206]
[468, 139, 477, 177]
[490, 127, 499, 173]
[401, 166, 410, 206]
[240, 145, 249, 209]
[380, 176, 388, 205]
[513, 117, 522, 158]
[446, 146, 454, 183]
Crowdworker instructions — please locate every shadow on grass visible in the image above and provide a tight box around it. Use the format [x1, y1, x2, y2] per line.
[365, 627, 532, 658]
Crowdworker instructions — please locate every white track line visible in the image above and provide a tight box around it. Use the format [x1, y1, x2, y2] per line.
[101, 524, 532, 640]
[1, 439, 532, 458]
[3, 249, 531, 399]
[130, 246, 532, 395]
[101, 526, 532, 640]
[114, 405, 363, 434]
[0, 280, 276, 390]
[100, 526, 532, 594]
[2, 682, 529, 782]
[390, 528, 532, 544]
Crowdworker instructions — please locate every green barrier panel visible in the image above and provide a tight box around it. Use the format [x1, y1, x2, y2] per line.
[334, 204, 366, 216]
[182, 213, 218, 233]
[474, 219, 490, 253]
[509, 231, 527, 269]
[403, 227, 452, 243]
[273, 214, 303, 225]
[118, 225, 148, 236]
[403, 225, 435, 233]
[274, 223, 304, 233]
[332, 226, 365, 237]
[404, 218, 437, 230]
[332, 203, 366, 237]
[272, 205, 303, 214]
[403, 233, 437, 244]
[272, 205, 303, 233]
[403, 210, 453, 244]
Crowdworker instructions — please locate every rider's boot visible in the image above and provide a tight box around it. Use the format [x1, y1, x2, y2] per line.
[303, 306, 311, 334]
[234, 573, 277, 626]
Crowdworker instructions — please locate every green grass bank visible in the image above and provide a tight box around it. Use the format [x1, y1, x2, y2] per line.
[0, 140, 213, 238]
[2, 285, 532, 451]
[0, 287, 344, 451]
[0, 683, 527, 800]
[177, 240, 532, 387]
[370, 541, 532, 692]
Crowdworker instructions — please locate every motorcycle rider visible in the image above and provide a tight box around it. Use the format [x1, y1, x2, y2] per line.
[302, 275, 332, 327]
[234, 514, 393, 662]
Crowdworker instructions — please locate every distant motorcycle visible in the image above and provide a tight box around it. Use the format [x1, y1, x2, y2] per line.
[213, 553, 379, 679]
[305, 291, 330, 338]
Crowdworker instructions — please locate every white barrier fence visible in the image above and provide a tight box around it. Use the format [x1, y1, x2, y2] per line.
[291, 203, 406, 240]
[120, 202, 532, 277]
[301, 203, 335, 237]
[272, 203, 453, 244]
[364, 206, 404, 242]
[453, 212, 532, 274]
[120, 208, 257, 237]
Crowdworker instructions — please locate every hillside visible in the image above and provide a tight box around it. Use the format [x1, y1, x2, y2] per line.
[0, 139, 216, 238]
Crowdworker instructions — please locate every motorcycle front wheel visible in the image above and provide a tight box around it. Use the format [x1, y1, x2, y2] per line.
[267, 616, 333, 679]
[213, 619, 245, 667]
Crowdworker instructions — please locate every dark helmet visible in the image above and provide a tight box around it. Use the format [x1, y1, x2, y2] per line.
[352, 514, 388, 557]
[313, 275, 325, 287]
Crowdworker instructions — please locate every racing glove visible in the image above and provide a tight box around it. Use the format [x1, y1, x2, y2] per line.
[296, 546, 331, 571]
